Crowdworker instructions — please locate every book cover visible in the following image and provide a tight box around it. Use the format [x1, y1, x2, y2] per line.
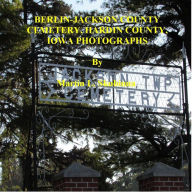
[0, 0, 191, 191]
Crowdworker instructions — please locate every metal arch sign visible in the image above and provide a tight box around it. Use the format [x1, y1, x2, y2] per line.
[38, 62, 182, 113]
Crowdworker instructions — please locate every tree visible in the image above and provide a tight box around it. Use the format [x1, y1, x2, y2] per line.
[102, 0, 191, 67]
[38, 146, 114, 190]
[0, 0, 111, 190]
[0, 1, 30, 189]
[0, 0, 30, 64]
[0, 0, 76, 190]
[70, 108, 189, 190]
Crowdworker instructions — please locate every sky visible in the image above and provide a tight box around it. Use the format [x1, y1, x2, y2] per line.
[63, 0, 105, 12]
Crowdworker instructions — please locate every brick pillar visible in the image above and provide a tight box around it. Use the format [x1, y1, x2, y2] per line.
[137, 162, 185, 191]
[52, 162, 100, 191]
[53, 177, 99, 191]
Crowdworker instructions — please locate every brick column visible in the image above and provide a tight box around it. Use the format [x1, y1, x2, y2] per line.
[52, 162, 100, 191]
[137, 162, 185, 191]
[53, 177, 99, 191]
[138, 176, 184, 191]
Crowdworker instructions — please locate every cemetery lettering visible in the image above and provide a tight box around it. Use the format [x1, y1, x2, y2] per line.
[39, 63, 182, 112]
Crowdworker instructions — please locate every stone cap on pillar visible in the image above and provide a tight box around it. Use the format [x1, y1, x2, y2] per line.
[53, 162, 100, 180]
[137, 162, 185, 180]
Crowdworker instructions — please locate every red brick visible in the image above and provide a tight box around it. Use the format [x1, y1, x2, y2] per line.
[82, 177, 92, 182]
[143, 179, 147, 184]
[178, 177, 184, 181]
[77, 183, 87, 187]
[154, 177, 160, 181]
[153, 182, 164, 186]
[64, 183, 76, 187]
[63, 188, 71, 191]
[174, 182, 184, 186]
[160, 187, 169, 191]
[164, 182, 173, 186]
[155, 177, 160, 181]
[170, 187, 179, 191]
[58, 179, 63, 185]
[143, 181, 150, 186]
[142, 182, 146, 187]
[54, 186, 59, 190]
[169, 177, 178, 181]
[145, 178, 152, 183]
[64, 178, 71, 182]
[71, 177, 82, 182]
[159, 177, 169, 181]
[151, 177, 159, 181]
[71, 188, 82, 191]
[92, 178, 98, 182]
[147, 183, 152, 188]
[60, 185, 65, 190]
[150, 187, 159, 191]
[88, 183, 98, 187]
[150, 178, 154, 182]
[83, 188, 93, 191]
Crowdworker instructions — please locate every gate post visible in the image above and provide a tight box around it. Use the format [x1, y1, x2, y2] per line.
[52, 162, 100, 191]
[137, 162, 185, 191]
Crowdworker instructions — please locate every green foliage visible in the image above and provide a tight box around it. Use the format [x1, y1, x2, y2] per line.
[0, 0, 30, 64]
[104, 0, 191, 67]
[70, 108, 188, 190]
[0, 0, 75, 190]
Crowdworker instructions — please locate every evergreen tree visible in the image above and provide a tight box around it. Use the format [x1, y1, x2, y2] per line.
[103, 0, 191, 67]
